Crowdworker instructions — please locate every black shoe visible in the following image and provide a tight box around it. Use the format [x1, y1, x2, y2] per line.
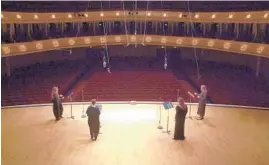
[179, 136, 186, 140]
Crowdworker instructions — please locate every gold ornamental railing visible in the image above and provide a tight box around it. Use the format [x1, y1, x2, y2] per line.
[2, 35, 268, 58]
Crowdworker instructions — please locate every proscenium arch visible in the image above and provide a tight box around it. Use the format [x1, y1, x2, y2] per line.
[1, 35, 268, 58]
[1, 10, 269, 24]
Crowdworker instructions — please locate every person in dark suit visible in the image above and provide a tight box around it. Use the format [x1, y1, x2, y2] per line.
[51, 86, 64, 121]
[174, 97, 188, 140]
[196, 85, 207, 120]
[86, 99, 101, 140]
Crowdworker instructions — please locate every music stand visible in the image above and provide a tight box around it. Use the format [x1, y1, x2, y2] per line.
[68, 97, 75, 119]
[81, 105, 86, 118]
[66, 92, 74, 119]
[187, 92, 195, 119]
[187, 95, 193, 119]
[162, 101, 173, 134]
[81, 90, 86, 118]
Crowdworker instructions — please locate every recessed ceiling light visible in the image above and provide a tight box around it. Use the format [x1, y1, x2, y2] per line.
[194, 14, 199, 18]
[163, 13, 167, 17]
[34, 14, 38, 19]
[264, 13, 268, 18]
[68, 14, 72, 18]
[51, 14, 55, 19]
[257, 46, 264, 54]
[228, 14, 233, 19]
[16, 14, 21, 19]
[100, 13, 104, 17]
[147, 12, 151, 16]
[246, 14, 251, 18]
[211, 14, 216, 18]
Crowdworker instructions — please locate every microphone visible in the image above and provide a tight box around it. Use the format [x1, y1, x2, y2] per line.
[187, 91, 195, 98]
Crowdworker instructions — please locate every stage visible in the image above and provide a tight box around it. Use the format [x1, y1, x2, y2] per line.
[2, 103, 269, 165]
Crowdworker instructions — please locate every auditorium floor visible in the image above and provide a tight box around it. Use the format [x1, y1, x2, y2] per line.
[2, 104, 269, 165]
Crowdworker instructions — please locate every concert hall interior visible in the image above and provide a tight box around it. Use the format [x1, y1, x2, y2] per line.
[1, 1, 269, 165]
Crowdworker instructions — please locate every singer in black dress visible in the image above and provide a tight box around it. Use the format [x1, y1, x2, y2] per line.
[86, 99, 101, 140]
[51, 86, 64, 121]
[174, 97, 188, 140]
[197, 85, 207, 120]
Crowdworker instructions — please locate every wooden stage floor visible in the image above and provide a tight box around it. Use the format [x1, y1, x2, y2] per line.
[2, 104, 269, 165]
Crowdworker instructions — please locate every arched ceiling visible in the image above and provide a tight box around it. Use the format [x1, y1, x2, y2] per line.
[2, 1, 269, 12]
[2, 35, 268, 58]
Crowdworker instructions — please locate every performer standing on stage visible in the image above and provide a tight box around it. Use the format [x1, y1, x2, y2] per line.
[86, 99, 101, 141]
[196, 85, 207, 120]
[51, 86, 64, 121]
[174, 97, 188, 140]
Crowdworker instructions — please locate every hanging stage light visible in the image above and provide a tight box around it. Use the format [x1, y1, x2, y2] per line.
[164, 55, 168, 70]
[103, 61, 107, 68]
[103, 55, 106, 68]
[100, 2, 111, 72]
[107, 67, 111, 73]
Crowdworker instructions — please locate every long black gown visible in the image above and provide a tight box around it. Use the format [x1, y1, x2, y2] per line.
[52, 94, 63, 120]
[86, 105, 101, 140]
[174, 105, 188, 140]
[197, 92, 207, 118]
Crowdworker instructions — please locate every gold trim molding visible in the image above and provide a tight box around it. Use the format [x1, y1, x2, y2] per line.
[1, 35, 268, 58]
[2, 10, 269, 24]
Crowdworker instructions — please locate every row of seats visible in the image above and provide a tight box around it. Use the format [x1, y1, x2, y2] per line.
[2, 57, 268, 107]
[181, 60, 269, 107]
[72, 71, 194, 102]
[1, 60, 84, 106]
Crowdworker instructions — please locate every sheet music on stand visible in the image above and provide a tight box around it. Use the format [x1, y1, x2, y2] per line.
[163, 102, 173, 110]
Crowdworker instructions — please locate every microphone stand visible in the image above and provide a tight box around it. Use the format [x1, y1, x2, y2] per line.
[157, 98, 163, 129]
[68, 96, 75, 119]
[81, 90, 86, 118]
